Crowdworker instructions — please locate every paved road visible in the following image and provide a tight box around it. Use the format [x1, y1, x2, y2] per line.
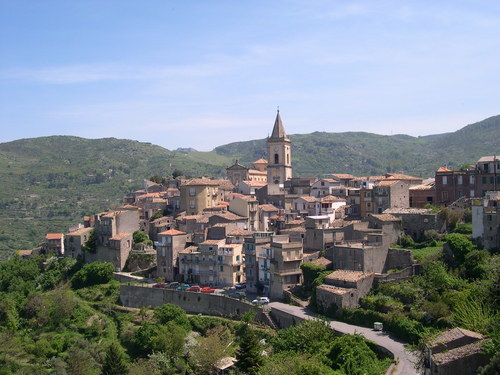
[269, 302, 421, 375]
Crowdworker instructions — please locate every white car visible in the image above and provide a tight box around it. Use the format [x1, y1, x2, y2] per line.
[252, 297, 270, 305]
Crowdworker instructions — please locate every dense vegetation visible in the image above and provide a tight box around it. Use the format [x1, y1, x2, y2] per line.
[0, 256, 392, 375]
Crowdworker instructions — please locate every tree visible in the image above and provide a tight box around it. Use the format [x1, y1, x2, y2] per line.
[190, 325, 232, 375]
[260, 352, 338, 375]
[172, 169, 183, 179]
[301, 262, 327, 290]
[153, 303, 191, 331]
[149, 175, 164, 184]
[133, 231, 153, 246]
[444, 233, 474, 264]
[151, 322, 187, 360]
[102, 342, 128, 375]
[71, 261, 114, 289]
[236, 325, 263, 375]
[83, 229, 98, 253]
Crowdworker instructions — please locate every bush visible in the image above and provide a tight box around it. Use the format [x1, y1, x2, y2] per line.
[444, 233, 474, 264]
[71, 262, 115, 289]
[300, 262, 327, 290]
[399, 235, 415, 248]
[153, 303, 191, 331]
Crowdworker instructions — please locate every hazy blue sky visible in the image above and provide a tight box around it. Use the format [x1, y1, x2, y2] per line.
[1, 1, 499, 150]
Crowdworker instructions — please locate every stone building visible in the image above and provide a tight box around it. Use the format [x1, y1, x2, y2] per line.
[425, 328, 490, 375]
[269, 237, 303, 299]
[64, 227, 93, 260]
[155, 229, 188, 281]
[180, 179, 220, 215]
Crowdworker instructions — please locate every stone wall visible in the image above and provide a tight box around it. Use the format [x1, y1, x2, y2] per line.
[374, 265, 417, 286]
[383, 248, 413, 272]
[120, 284, 263, 320]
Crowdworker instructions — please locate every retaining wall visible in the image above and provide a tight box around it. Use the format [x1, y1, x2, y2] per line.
[120, 284, 263, 320]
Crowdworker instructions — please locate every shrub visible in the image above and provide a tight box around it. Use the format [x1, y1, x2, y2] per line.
[71, 262, 115, 289]
[153, 303, 191, 331]
[300, 262, 327, 290]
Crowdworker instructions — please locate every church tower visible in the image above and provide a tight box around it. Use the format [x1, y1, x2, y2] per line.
[266, 109, 292, 185]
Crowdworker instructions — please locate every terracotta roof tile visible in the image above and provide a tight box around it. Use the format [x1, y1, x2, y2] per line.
[370, 213, 400, 222]
[158, 229, 186, 236]
[259, 204, 279, 212]
[46, 233, 63, 240]
[109, 232, 132, 241]
[325, 270, 374, 282]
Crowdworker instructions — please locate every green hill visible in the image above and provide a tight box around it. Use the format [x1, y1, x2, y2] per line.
[0, 115, 498, 255]
[213, 115, 500, 177]
[0, 136, 228, 255]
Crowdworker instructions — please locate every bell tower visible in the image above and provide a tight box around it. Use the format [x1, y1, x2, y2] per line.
[266, 109, 292, 185]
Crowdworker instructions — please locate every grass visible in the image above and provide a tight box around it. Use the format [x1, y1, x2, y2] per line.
[410, 242, 444, 262]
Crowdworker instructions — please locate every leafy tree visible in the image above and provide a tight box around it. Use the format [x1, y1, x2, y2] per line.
[271, 319, 334, 358]
[133, 321, 159, 355]
[478, 352, 500, 375]
[153, 303, 191, 331]
[172, 169, 183, 179]
[190, 325, 232, 375]
[300, 262, 327, 289]
[151, 322, 187, 360]
[149, 175, 164, 184]
[149, 210, 164, 221]
[444, 233, 474, 263]
[102, 342, 129, 375]
[132, 231, 153, 246]
[328, 334, 387, 375]
[71, 262, 115, 289]
[236, 325, 263, 375]
[83, 229, 98, 253]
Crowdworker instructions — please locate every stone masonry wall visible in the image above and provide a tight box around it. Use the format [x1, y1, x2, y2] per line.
[120, 284, 263, 320]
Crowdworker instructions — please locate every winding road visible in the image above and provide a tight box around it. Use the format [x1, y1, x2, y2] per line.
[269, 302, 422, 375]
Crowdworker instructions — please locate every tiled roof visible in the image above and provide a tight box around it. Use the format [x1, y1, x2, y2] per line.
[46, 233, 63, 240]
[241, 180, 267, 186]
[179, 245, 199, 254]
[259, 204, 279, 212]
[477, 155, 499, 162]
[183, 178, 221, 186]
[236, 194, 259, 201]
[109, 232, 132, 241]
[432, 340, 486, 364]
[102, 210, 125, 218]
[66, 227, 93, 236]
[436, 166, 452, 172]
[296, 195, 318, 202]
[310, 257, 332, 267]
[287, 219, 305, 225]
[331, 173, 356, 179]
[429, 328, 484, 347]
[212, 179, 235, 190]
[228, 229, 254, 237]
[375, 180, 398, 186]
[385, 173, 421, 181]
[409, 183, 435, 190]
[384, 208, 433, 215]
[158, 229, 186, 236]
[253, 158, 268, 164]
[317, 285, 351, 295]
[370, 213, 400, 222]
[321, 195, 346, 203]
[212, 212, 246, 221]
[247, 169, 267, 176]
[136, 192, 162, 199]
[325, 270, 374, 282]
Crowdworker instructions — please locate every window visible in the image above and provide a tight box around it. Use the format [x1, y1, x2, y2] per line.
[470, 190, 475, 198]
[490, 176, 494, 184]
[189, 187, 196, 196]
[442, 191, 448, 201]
[482, 176, 487, 184]
[189, 200, 195, 209]
[457, 175, 462, 185]
[274, 153, 279, 164]
[470, 175, 475, 184]
[442, 176, 448, 185]
[161, 248, 165, 257]
[219, 265, 224, 271]
[236, 255, 240, 261]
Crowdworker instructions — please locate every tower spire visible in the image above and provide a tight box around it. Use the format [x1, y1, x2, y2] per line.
[270, 108, 287, 139]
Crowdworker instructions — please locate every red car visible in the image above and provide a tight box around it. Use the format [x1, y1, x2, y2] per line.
[152, 283, 167, 288]
[201, 287, 215, 293]
[186, 285, 201, 292]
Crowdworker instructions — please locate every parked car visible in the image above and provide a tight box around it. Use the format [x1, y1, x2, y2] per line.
[152, 283, 167, 288]
[235, 282, 246, 289]
[186, 285, 201, 292]
[227, 291, 246, 300]
[201, 287, 215, 293]
[177, 284, 190, 291]
[252, 297, 270, 305]
[167, 282, 180, 289]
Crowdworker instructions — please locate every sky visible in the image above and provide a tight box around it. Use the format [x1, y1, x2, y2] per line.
[0, 1, 499, 151]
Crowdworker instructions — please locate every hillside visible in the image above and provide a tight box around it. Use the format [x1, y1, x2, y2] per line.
[0, 115, 499, 254]
[213, 115, 500, 177]
[0, 136, 227, 254]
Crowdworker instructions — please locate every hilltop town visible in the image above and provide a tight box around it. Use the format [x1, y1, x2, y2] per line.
[16, 111, 500, 375]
